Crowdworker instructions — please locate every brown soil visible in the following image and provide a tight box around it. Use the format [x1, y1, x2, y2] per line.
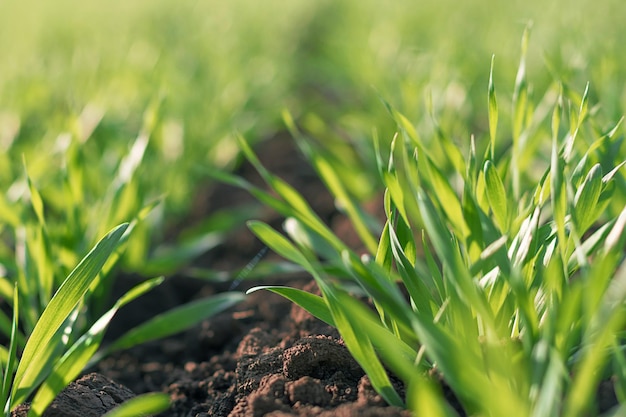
[12, 136, 619, 416]
[94, 279, 411, 417]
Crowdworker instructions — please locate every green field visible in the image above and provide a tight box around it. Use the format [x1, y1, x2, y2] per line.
[0, 1, 625, 415]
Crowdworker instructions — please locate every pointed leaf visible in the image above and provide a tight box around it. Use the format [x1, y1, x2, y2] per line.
[28, 277, 165, 416]
[484, 160, 509, 233]
[11, 223, 129, 408]
[488, 55, 498, 159]
[101, 393, 170, 417]
[105, 292, 245, 354]
[247, 286, 334, 326]
[1, 285, 19, 412]
[573, 164, 603, 234]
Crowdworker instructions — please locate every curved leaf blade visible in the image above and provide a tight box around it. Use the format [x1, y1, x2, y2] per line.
[484, 160, 509, 233]
[28, 277, 165, 416]
[11, 223, 129, 408]
[102, 393, 171, 417]
[104, 292, 245, 354]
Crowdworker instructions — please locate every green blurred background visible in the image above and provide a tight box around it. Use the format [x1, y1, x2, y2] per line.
[0, 0, 624, 273]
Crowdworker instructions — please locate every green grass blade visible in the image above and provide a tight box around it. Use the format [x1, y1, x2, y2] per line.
[28, 277, 164, 417]
[248, 220, 312, 266]
[388, 220, 435, 316]
[383, 167, 410, 227]
[604, 204, 626, 254]
[512, 24, 530, 143]
[200, 166, 307, 225]
[0, 347, 6, 370]
[249, 258, 409, 406]
[511, 24, 531, 198]
[380, 98, 424, 154]
[531, 346, 566, 417]
[417, 189, 493, 324]
[408, 378, 461, 417]
[565, 83, 590, 156]
[488, 54, 498, 159]
[484, 160, 509, 233]
[247, 286, 335, 326]
[24, 164, 45, 227]
[11, 223, 129, 408]
[425, 157, 470, 238]
[101, 393, 171, 417]
[550, 131, 567, 266]
[573, 163, 603, 235]
[327, 289, 404, 407]
[248, 286, 417, 377]
[422, 231, 445, 301]
[1, 285, 19, 413]
[341, 252, 416, 336]
[602, 159, 626, 184]
[283, 217, 344, 263]
[217, 139, 349, 255]
[104, 291, 244, 354]
[237, 134, 317, 221]
[333, 290, 420, 381]
[563, 228, 626, 416]
[374, 217, 394, 271]
[247, 219, 342, 307]
[293, 127, 379, 254]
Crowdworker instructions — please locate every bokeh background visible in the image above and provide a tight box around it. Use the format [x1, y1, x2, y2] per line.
[0, 0, 624, 273]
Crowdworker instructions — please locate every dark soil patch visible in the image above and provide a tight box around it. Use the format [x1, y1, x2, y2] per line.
[92, 278, 413, 417]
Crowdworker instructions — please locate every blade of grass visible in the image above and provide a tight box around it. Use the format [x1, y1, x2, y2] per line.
[11, 223, 129, 408]
[100, 291, 245, 356]
[247, 286, 335, 326]
[325, 289, 404, 406]
[248, 284, 420, 373]
[291, 121, 379, 253]
[484, 160, 510, 233]
[28, 277, 164, 417]
[248, 221, 408, 404]
[564, 283, 626, 416]
[417, 189, 494, 325]
[550, 126, 568, 272]
[101, 393, 171, 417]
[425, 157, 470, 238]
[511, 23, 531, 198]
[573, 163, 603, 235]
[1, 285, 19, 413]
[408, 377, 461, 417]
[488, 54, 498, 160]
[425, 91, 466, 175]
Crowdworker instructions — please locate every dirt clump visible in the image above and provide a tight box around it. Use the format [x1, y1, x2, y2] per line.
[12, 373, 135, 417]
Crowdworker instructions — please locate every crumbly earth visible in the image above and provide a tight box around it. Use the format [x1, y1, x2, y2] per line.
[11, 277, 412, 417]
[91, 278, 412, 417]
[12, 373, 135, 417]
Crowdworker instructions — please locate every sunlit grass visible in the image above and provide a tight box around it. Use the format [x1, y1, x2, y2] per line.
[236, 33, 626, 415]
[0, 225, 171, 415]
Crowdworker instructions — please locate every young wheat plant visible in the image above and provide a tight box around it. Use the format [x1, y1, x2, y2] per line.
[220, 33, 626, 416]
